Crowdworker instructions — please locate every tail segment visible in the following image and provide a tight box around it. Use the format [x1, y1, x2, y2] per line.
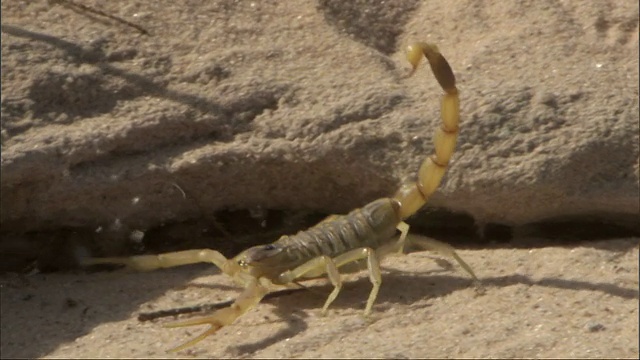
[394, 43, 460, 220]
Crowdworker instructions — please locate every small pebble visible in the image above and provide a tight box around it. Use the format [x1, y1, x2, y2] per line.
[586, 321, 606, 332]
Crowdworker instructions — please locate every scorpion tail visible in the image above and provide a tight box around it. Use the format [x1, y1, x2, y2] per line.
[393, 42, 460, 220]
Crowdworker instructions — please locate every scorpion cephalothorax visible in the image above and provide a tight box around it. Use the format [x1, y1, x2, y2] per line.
[84, 42, 479, 352]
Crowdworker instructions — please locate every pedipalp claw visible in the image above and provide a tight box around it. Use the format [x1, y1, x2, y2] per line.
[166, 323, 223, 353]
[163, 314, 228, 352]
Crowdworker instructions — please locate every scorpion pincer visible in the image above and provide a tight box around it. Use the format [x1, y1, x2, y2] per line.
[84, 42, 480, 352]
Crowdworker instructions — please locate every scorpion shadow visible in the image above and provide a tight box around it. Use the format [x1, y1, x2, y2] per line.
[203, 267, 639, 355]
[230, 305, 310, 355]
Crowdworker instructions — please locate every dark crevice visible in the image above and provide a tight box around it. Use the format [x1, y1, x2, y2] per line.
[408, 208, 639, 249]
[511, 214, 640, 249]
[1, 208, 638, 273]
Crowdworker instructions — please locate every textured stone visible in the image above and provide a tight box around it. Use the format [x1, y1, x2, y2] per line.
[1, 1, 638, 254]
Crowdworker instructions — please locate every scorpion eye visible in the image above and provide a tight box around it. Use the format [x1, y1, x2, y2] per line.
[263, 244, 277, 251]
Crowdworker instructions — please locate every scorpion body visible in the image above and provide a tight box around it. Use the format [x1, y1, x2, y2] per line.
[84, 42, 479, 352]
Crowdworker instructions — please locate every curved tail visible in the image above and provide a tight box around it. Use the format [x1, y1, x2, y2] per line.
[393, 43, 460, 219]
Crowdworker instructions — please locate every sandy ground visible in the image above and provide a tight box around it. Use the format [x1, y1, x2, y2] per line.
[2, 238, 638, 358]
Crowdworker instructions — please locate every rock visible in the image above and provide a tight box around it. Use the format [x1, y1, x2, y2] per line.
[1, 1, 638, 263]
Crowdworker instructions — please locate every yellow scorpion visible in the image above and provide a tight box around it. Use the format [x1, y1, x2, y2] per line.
[84, 42, 479, 352]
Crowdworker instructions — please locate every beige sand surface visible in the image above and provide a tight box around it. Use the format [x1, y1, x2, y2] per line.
[2, 238, 638, 358]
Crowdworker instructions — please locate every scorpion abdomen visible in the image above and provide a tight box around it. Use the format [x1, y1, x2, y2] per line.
[279, 198, 401, 263]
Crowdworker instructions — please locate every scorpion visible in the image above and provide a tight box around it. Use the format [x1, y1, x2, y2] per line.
[83, 42, 480, 352]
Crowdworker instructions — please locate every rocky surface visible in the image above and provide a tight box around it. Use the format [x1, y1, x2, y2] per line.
[2, 1, 638, 264]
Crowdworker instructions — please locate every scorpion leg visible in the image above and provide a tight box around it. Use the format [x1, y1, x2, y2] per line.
[280, 248, 385, 316]
[407, 236, 478, 282]
[331, 247, 382, 316]
[81, 249, 245, 285]
[278, 255, 342, 315]
[163, 277, 270, 353]
[393, 221, 477, 282]
[395, 221, 410, 255]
